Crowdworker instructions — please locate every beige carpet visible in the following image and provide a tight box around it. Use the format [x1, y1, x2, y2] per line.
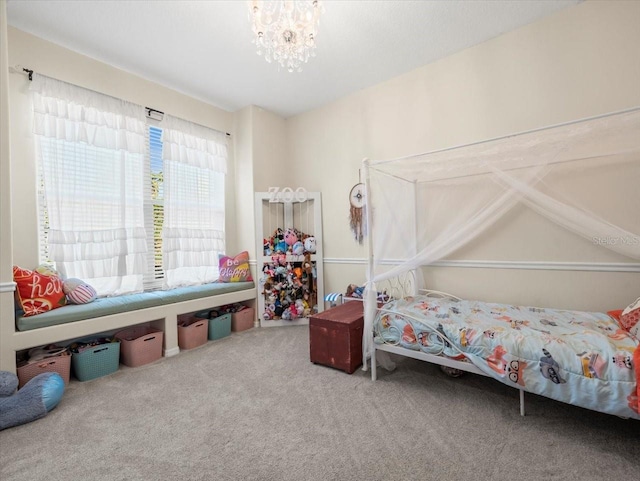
[1, 325, 638, 481]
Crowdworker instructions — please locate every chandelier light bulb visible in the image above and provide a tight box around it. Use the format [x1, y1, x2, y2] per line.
[248, 0, 324, 73]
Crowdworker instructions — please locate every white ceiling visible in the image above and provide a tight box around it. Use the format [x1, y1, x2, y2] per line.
[7, 0, 580, 118]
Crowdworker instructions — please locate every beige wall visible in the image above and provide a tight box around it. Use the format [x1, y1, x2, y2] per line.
[285, 0, 640, 311]
[253, 106, 288, 191]
[1, 3, 13, 284]
[233, 106, 256, 260]
[233, 105, 288, 263]
[1, 0, 17, 372]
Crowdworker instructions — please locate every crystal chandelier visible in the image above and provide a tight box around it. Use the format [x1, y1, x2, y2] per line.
[248, 1, 324, 73]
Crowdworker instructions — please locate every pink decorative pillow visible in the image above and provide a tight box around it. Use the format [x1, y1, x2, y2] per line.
[620, 297, 640, 339]
[218, 251, 253, 283]
[63, 278, 97, 304]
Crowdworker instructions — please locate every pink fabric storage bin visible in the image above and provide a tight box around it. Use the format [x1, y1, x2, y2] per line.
[17, 353, 71, 388]
[177, 314, 208, 349]
[232, 307, 255, 332]
[115, 326, 164, 367]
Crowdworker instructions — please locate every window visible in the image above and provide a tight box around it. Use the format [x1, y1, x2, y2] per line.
[160, 115, 228, 289]
[33, 75, 147, 296]
[144, 125, 165, 289]
[33, 75, 228, 296]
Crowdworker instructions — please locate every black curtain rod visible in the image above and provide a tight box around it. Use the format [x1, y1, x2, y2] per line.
[20, 67, 230, 137]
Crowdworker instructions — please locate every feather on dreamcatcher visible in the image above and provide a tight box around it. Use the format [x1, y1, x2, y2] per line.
[349, 182, 367, 244]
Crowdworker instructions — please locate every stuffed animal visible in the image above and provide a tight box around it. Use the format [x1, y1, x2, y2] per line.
[274, 240, 287, 254]
[271, 228, 284, 246]
[284, 228, 298, 248]
[303, 253, 314, 292]
[346, 284, 365, 299]
[304, 236, 316, 253]
[0, 371, 65, 430]
[291, 241, 304, 256]
[275, 266, 287, 281]
[302, 253, 313, 275]
[34, 263, 60, 277]
[274, 303, 284, 317]
[263, 239, 272, 256]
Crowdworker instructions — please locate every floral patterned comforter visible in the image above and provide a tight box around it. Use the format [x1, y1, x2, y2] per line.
[374, 296, 639, 419]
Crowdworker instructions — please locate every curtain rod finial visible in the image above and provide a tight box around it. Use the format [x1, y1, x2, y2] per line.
[9, 65, 33, 80]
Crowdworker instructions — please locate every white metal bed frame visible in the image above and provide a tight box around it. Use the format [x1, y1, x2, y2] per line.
[369, 285, 526, 416]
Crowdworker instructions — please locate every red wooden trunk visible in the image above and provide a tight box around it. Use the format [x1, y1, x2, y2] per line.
[309, 301, 364, 374]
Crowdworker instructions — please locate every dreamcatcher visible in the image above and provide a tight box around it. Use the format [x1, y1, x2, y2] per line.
[349, 178, 367, 244]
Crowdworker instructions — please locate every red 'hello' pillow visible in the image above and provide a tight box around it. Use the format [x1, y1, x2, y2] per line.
[13, 265, 67, 316]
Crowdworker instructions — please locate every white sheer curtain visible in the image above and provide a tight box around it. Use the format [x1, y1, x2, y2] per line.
[363, 108, 640, 368]
[31, 74, 148, 296]
[161, 115, 227, 288]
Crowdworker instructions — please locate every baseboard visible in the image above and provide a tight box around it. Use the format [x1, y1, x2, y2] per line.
[261, 318, 310, 328]
[164, 347, 180, 357]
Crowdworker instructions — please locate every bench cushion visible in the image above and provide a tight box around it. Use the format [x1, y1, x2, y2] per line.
[16, 282, 255, 331]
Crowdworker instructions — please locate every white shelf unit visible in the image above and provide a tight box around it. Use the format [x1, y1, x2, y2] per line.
[254, 192, 324, 327]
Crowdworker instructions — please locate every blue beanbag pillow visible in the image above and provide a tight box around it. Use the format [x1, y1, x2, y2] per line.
[0, 371, 65, 430]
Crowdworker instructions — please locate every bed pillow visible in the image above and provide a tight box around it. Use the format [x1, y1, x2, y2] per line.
[218, 251, 253, 283]
[13, 265, 67, 317]
[607, 310, 623, 321]
[620, 297, 640, 339]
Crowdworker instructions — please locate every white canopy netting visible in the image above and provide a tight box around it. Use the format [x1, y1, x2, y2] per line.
[362, 108, 640, 368]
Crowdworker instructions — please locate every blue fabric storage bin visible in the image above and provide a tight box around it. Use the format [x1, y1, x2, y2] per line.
[71, 340, 120, 381]
[208, 313, 232, 341]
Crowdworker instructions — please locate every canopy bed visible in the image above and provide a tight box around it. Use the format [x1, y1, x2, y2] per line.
[361, 108, 640, 419]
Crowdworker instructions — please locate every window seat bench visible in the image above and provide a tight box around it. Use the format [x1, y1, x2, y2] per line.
[5, 281, 256, 373]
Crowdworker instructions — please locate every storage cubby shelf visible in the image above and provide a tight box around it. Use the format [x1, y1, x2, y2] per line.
[255, 192, 324, 327]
